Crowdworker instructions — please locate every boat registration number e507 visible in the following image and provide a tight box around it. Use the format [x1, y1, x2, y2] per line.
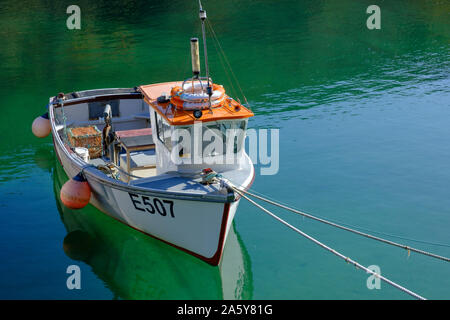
[128, 193, 175, 218]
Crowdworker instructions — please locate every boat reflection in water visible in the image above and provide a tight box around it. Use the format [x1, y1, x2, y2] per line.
[33, 145, 54, 173]
[53, 161, 253, 299]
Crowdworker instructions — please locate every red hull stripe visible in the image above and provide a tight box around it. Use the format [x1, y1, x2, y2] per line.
[96, 202, 231, 266]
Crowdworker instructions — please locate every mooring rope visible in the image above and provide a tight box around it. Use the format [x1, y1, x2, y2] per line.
[240, 187, 450, 248]
[104, 162, 142, 182]
[227, 183, 427, 300]
[236, 187, 450, 263]
[244, 187, 450, 248]
[59, 96, 69, 143]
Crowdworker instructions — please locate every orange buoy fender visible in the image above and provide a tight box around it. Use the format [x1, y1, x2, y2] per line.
[32, 112, 51, 138]
[60, 172, 91, 209]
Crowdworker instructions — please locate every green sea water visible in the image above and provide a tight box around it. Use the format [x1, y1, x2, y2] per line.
[0, 0, 449, 299]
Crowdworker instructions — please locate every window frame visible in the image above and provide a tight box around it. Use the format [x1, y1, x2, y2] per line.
[155, 111, 173, 151]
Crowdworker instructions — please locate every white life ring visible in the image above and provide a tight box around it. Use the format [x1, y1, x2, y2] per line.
[170, 83, 226, 110]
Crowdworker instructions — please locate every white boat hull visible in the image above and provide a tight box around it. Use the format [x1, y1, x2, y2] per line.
[55, 158, 253, 299]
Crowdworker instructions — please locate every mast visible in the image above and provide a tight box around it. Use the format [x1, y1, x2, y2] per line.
[198, 0, 213, 110]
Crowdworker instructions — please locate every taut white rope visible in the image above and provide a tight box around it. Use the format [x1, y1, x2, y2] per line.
[227, 182, 427, 300]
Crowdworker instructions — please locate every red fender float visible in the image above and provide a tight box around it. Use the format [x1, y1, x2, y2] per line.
[60, 172, 91, 209]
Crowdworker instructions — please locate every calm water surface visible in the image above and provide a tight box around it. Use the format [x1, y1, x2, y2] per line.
[0, 0, 449, 299]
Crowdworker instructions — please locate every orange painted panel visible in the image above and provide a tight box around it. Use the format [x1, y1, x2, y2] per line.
[139, 81, 253, 126]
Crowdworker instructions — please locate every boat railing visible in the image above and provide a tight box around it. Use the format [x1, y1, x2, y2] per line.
[181, 76, 213, 92]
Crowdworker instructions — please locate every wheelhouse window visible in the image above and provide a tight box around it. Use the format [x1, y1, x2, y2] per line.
[165, 119, 248, 164]
[155, 112, 172, 151]
[202, 120, 247, 156]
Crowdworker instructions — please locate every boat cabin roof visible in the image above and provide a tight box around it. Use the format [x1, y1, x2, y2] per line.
[139, 82, 253, 126]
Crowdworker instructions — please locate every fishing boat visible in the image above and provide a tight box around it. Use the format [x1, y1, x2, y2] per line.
[33, 3, 254, 265]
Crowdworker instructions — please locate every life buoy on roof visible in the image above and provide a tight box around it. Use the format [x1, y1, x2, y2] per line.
[170, 83, 226, 110]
